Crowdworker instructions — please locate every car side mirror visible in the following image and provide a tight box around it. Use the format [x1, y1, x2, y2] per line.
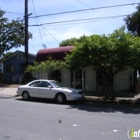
[48, 85, 52, 88]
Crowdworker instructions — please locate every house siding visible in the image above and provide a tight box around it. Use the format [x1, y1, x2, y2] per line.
[31, 67, 132, 92]
[3, 55, 19, 82]
[84, 67, 96, 91]
[114, 69, 132, 91]
[61, 67, 71, 87]
[0, 62, 3, 81]
[0, 62, 3, 73]
[3, 51, 36, 83]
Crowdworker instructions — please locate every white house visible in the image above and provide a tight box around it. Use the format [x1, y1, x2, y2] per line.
[36, 46, 134, 94]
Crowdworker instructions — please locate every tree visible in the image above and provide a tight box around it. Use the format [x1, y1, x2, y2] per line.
[0, 9, 32, 57]
[64, 27, 140, 98]
[0, 52, 12, 61]
[59, 37, 79, 47]
[26, 58, 64, 79]
[124, 4, 140, 36]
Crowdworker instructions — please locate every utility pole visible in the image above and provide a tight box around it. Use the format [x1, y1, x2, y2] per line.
[24, 0, 28, 83]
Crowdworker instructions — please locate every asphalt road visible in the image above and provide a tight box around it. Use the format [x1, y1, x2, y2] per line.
[0, 96, 140, 140]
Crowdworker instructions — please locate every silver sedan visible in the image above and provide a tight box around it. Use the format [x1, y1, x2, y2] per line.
[17, 79, 85, 104]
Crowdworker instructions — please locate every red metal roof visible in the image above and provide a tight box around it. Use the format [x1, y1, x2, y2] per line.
[36, 46, 74, 62]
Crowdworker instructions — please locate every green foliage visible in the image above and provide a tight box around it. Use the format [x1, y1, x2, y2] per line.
[59, 37, 79, 47]
[64, 27, 140, 96]
[26, 58, 65, 76]
[0, 9, 32, 57]
[0, 52, 13, 61]
[65, 27, 140, 71]
[124, 4, 140, 36]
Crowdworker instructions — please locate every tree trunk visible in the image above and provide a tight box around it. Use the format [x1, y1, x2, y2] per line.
[102, 75, 114, 99]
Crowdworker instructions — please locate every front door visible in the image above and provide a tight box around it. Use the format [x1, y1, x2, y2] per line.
[72, 69, 85, 89]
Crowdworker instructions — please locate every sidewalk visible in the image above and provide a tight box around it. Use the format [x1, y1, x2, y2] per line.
[0, 87, 18, 97]
[85, 92, 140, 105]
[0, 85, 140, 105]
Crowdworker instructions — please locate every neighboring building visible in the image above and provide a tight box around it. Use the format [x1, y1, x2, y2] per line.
[36, 46, 133, 93]
[0, 62, 3, 73]
[0, 62, 3, 82]
[2, 50, 36, 83]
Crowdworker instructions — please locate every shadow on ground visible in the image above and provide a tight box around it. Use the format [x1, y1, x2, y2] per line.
[15, 96, 140, 114]
[68, 99, 140, 114]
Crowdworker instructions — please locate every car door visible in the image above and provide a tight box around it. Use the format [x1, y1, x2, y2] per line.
[40, 81, 56, 99]
[28, 81, 41, 97]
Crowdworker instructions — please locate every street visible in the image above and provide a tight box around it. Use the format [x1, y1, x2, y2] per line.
[0, 95, 140, 140]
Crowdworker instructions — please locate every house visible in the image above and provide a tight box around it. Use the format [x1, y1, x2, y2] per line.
[36, 46, 134, 93]
[2, 50, 36, 83]
[0, 62, 3, 82]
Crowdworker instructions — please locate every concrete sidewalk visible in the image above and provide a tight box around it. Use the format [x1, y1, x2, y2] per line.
[0, 88, 17, 97]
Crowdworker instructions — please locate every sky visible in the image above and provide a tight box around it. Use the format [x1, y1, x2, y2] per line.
[0, 0, 140, 55]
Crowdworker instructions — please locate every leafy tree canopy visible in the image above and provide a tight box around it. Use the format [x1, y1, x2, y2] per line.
[124, 4, 140, 36]
[0, 9, 32, 57]
[59, 37, 79, 47]
[63, 27, 140, 97]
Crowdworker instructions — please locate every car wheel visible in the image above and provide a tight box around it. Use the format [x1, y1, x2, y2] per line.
[56, 93, 66, 104]
[22, 91, 30, 100]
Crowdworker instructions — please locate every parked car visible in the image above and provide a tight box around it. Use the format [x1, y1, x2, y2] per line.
[17, 79, 85, 104]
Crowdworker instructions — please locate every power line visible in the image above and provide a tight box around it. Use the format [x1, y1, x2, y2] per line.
[77, 0, 92, 8]
[29, 2, 139, 18]
[0, 0, 12, 6]
[41, 26, 52, 48]
[29, 14, 127, 26]
[31, 0, 44, 47]
[43, 16, 125, 27]
[29, 42, 37, 51]
[42, 25, 60, 44]
[3, 11, 23, 15]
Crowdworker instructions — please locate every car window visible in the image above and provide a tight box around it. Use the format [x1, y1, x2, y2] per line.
[49, 80, 65, 88]
[40, 81, 51, 88]
[29, 81, 41, 87]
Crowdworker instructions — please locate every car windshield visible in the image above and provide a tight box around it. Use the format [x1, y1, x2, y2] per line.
[49, 80, 65, 88]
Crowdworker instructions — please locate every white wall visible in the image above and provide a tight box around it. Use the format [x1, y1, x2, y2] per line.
[38, 67, 132, 92]
[61, 67, 71, 87]
[84, 67, 96, 91]
[114, 69, 132, 91]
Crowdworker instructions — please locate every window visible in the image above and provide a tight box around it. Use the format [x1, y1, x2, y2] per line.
[17, 54, 23, 60]
[30, 81, 41, 87]
[6, 65, 14, 73]
[40, 81, 51, 88]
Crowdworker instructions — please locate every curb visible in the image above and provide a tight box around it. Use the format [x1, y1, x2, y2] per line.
[84, 97, 140, 106]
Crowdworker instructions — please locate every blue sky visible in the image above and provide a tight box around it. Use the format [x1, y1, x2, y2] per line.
[0, 0, 140, 55]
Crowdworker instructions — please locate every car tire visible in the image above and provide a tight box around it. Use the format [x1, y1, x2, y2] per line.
[22, 91, 30, 100]
[56, 93, 66, 104]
